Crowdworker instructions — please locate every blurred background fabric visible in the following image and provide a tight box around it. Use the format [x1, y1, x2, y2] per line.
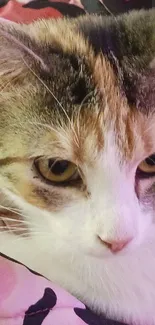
[0, 0, 153, 23]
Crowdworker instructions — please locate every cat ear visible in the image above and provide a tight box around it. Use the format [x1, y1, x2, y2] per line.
[0, 19, 48, 86]
[118, 10, 155, 114]
[0, 21, 29, 86]
[128, 61, 155, 114]
[122, 54, 155, 115]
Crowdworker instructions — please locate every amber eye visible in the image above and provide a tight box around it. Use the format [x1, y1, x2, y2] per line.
[137, 154, 155, 176]
[35, 158, 79, 184]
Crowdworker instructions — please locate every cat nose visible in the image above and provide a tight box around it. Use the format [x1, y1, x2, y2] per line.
[100, 238, 132, 253]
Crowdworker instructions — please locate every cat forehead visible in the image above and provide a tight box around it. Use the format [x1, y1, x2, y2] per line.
[1, 14, 155, 163]
[5, 49, 153, 163]
[31, 53, 148, 161]
[34, 62, 154, 165]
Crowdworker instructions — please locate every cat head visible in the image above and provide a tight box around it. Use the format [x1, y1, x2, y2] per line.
[0, 10, 155, 258]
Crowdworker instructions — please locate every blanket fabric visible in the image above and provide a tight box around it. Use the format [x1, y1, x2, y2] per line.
[0, 253, 125, 325]
[0, 0, 152, 324]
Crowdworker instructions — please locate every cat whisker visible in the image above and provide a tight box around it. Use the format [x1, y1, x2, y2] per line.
[76, 90, 94, 139]
[26, 121, 68, 144]
[148, 157, 155, 164]
[99, 1, 115, 17]
[4, 232, 30, 239]
[142, 121, 155, 135]
[0, 206, 21, 213]
[0, 231, 52, 245]
[0, 226, 29, 231]
[0, 217, 32, 226]
[0, 204, 30, 220]
[6, 119, 65, 144]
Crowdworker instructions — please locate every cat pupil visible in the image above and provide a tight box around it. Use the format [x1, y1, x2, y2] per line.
[48, 160, 69, 175]
[145, 155, 155, 166]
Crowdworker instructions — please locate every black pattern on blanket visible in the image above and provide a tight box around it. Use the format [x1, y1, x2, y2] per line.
[0, 253, 126, 325]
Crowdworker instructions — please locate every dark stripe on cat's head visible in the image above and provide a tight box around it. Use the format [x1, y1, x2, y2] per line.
[76, 10, 155, 114]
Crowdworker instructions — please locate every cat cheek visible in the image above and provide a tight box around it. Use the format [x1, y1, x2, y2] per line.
[135, 177, 155, 200]
[141, 182, 155, 211]
[135, 177, 155, 222]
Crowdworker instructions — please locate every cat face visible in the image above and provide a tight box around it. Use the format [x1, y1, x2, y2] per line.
[1, 11, 155, 259]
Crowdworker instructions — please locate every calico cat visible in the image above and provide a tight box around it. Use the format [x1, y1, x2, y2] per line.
[0, 9, 155, 325]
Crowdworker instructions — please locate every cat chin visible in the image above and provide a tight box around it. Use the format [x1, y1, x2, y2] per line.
[1, 228, 155, 325]
[59, 242, 155, 325]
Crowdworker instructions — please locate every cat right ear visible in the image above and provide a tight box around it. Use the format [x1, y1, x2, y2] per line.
[0, 19, 29, 85]
[0, 19, 48, 87]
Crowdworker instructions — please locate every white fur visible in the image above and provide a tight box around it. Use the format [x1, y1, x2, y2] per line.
[0, 132, 155, 325]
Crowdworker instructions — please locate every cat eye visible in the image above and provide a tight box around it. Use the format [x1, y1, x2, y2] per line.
[34, 158, 80, 185]
[137, 154, 155, 177]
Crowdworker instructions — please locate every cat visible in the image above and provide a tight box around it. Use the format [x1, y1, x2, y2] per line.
[0, 9, 155, 325]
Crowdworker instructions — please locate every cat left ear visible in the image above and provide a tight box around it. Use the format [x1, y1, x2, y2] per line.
[132, 61, 155, 114]
[123, 57, 155, 115]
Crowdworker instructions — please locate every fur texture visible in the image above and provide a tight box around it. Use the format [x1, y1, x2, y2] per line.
[0, 10, 155, 324]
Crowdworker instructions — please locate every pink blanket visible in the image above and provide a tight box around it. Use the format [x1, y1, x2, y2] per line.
[0, 254, 122, 325]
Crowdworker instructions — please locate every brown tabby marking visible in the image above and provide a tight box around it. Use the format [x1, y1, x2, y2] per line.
[0, 13, 155, 234]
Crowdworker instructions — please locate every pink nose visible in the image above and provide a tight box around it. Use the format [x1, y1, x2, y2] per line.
[101, 239, 132, 253]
